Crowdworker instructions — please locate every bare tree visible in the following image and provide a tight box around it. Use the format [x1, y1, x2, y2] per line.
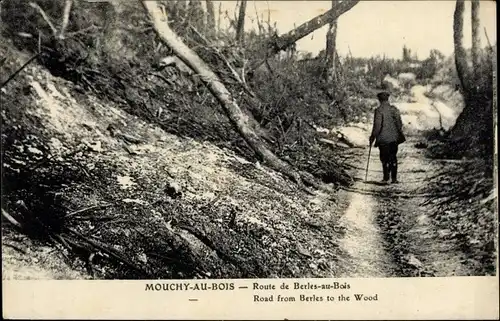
[205, 0, 216, 31]
[236, 0, 247, 44]
[451, 0, 493, 144]
[471, 0, 481, 84]
[325, 0, 339, 84]
[453, 0, 470, 93]
[141, 0, 314, 187]
[248, 0, 358, 73]
[188, 0, 204, 26]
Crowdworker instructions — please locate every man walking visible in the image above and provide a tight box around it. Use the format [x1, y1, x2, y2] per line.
[369, 92, 406, 184]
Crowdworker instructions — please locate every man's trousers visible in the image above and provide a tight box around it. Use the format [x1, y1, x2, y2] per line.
[378, 142, 398, 182]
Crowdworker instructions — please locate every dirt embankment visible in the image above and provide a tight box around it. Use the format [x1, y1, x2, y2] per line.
[2, 54, 356, 279]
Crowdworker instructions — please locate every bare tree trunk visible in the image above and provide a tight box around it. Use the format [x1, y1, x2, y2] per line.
[471, 0, 481, 86]
[451, 0, 491, 143]
[188, 0, 204, 26]
[249, 0, 358, 72]
[325, 1, 338, 78]
[236, 0, 247, 44]
[141, 0, 306, 186]
[453, 0, 470, 95]
[325, 25, 338, 79]
[325, 0, 339, 93]
[205, 0, 216, 32]
[216, 2, 221, 30]
[100, 0, 125, 58]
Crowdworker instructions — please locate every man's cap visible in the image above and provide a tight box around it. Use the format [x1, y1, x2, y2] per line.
[377, 91, 390, 100]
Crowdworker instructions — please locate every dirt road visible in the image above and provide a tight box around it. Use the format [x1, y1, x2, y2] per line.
[331, 83, 484, 277]
[337, 133, 478, 277]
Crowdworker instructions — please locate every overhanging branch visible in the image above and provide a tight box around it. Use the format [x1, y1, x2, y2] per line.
[248, 0, 359, 73]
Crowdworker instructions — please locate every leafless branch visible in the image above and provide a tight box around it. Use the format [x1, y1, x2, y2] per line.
[1, 52, 41, 89]
[234, 0, 239, 22]
[149, 72, 176, 86]
[189, 24, 243, 84]
[217, 2, 222, 30]
[58, 0, 73, 39]
[253, 0, 264, 35]
[29, 2, 58, 36]
[266, 0, 271, 27]
[484, 27, 493, 53]
[66, 25, 101, 38]
[241, 59, 248, 84]
[2, 208, 23, 229]
[65, 203, 114, 219]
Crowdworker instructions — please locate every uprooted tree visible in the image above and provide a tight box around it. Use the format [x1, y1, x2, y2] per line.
[141, 0, 321, 189]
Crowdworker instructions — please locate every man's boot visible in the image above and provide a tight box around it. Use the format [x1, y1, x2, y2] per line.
[382, 162, 390, 183]
[391, 162, 398, 184]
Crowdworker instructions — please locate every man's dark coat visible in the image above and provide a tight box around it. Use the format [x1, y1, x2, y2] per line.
[370, 102, 406, 147]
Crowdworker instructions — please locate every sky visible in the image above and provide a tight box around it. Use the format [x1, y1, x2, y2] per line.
[212, 0, 497, 59]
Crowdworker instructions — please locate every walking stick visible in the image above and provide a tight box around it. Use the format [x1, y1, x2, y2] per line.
[365, 144, 372, 182]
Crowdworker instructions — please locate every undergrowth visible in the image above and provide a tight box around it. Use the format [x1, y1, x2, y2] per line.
[420, 159, 496, 275]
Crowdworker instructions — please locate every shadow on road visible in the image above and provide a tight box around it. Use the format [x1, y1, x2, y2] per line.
[362, 180, 390, 186]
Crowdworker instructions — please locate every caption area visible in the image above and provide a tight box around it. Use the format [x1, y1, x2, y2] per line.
[252, 281, 378, 303]
[144, 280, 379, 303]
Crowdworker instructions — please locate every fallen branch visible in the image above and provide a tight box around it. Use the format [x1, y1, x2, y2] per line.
[318, 138, 350, 149]
[142, 1, 309, 189]
[1, 208, 23, 229]
[67, 227, 152, 277]
[149, 72, 176, 86]
[65, 203, 114, 218]
[176, 222, 242, 267]
[3, 243, 27, 254]
[1, 52, 41, 89]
